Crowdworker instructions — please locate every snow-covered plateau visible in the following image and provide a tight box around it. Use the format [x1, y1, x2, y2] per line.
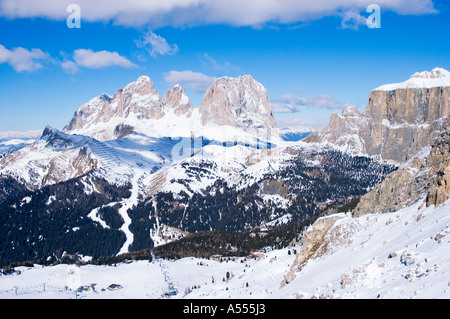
[374, 67, 450, 91]
[1, 198, 449, 299]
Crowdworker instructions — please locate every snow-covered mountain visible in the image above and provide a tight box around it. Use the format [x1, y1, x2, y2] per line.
[4, 100, 448, 299]
[1, 75, 283, 190]
[1, 127, 97, 189]
[64, 75, 280, 144]
[0, 74, 305, 265]
[0, 131, 41, 158]
[304, 105, 368, 155]
[1, 68, 449, 300]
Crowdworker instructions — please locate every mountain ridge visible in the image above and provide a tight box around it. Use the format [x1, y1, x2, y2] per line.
[64, 74, 281, 144]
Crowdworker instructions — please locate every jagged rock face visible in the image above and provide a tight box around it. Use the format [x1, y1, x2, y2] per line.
[114, 75, 165, 120]
[64, 76, 164, 135]
[198, 75, 277, 139]
[353, 117, 450, 217]
[363, 86, 450, 162]
[162, 84, 193, 117]
[426, 125, 450, 206]
[64, 93, 112, 133]
[305, 68, 450, 163]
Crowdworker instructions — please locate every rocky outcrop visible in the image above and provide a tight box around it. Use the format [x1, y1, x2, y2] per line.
[117, 75, 165, 120]
[304, 105, 368, 155]
[305, 68, 450, 163]
[65, 76, 165, 133]
[198, 75, 277, 139]
[426, 124, 450, 207]
[282, 214, 345, 286]
[353, 117, 450, 216]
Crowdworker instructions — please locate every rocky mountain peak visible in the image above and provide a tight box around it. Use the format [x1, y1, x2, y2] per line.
[41, 125, 59, 139]
[341, 104, 364, 117]
[198, 75, 277, 139]
[63, 76, 164, 138]
[120, 75, 161, 105]
[162, 84, 193, 117]
[115, 75, 164, 120]
[63, 74, 280, 142]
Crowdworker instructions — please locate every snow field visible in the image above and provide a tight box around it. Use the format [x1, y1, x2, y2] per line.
[277, 198, 450, 299]
[1, 198, 449, 299]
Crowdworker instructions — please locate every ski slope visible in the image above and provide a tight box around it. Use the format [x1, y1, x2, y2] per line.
[1, 198, 449, 299]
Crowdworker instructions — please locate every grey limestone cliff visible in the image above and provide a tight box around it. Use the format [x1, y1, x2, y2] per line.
[305, 68, 450, 164]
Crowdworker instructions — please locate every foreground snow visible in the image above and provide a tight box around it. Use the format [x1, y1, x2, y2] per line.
[279, 199, 450, 299]
[1, 199, 449, 299]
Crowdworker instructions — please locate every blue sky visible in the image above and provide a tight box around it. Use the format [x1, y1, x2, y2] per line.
[0, 0, 449, 132]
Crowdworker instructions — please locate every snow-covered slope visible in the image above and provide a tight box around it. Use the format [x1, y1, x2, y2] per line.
[0, 127, 96, 189]
[0, 138, 35, 158]
[0, 126, 179, 190]
[279, 199, 450, 299]
[1, 198, 449, 299]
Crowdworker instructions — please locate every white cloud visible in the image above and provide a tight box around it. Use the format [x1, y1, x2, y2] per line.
[0, 44, 49, 72]
[73, 49, 136, 69]
[62, 49, 136, 73]
[61, 60, 78, 74]
[271, 94, 305, 113]
[164, 70, 216, 93]
[339, 8, 368, 29]
[0, 0, 437, 28]
[271, 93, 343, 113]
[306, 94, 343, 109]
[135, 31, 179, 57]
